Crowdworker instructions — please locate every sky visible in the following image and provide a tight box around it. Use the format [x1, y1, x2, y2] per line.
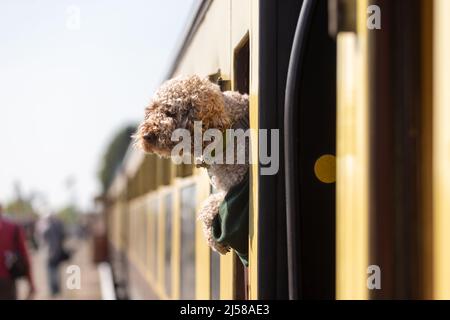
[0, 0, 196, 212]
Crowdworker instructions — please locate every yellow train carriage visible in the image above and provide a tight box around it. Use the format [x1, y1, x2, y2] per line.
[106, 0, 256, 300]
[104, 0, 450, 300]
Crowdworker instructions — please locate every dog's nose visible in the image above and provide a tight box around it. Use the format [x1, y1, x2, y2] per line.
[144, 132, 158, 144]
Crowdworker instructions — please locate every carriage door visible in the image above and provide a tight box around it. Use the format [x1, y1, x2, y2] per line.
[285, 0, 337, 299]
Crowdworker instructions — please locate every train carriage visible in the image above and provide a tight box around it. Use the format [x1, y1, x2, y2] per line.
[105, 0, 450, 300]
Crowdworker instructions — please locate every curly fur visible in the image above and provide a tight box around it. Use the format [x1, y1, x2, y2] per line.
[197, 191, 230, 254]
[134, 75, 249, 254]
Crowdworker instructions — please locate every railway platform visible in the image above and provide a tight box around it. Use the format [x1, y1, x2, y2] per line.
[17, 238, 101, 300]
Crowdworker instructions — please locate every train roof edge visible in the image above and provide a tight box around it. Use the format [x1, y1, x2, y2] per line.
[106, 0, 211, 200]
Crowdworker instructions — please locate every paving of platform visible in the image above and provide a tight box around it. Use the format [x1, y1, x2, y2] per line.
[17, 238, 101, 300]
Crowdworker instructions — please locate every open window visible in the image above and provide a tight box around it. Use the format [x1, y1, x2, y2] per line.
[234, 33, 250, 95]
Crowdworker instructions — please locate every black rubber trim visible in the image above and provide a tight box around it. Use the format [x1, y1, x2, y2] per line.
[284, 0, 317, 300]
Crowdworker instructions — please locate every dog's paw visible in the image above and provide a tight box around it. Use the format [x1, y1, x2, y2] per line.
[198, 191, 230, 254]
[211, 241, 230, 255]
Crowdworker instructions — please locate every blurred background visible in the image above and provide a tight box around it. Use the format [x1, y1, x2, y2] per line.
[0, 0, 195, 300]
[2, 0, 450, 301]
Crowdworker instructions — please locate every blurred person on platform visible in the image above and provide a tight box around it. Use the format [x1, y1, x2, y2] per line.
[36, 212, 69, 297]
[0, 203, 35, 300]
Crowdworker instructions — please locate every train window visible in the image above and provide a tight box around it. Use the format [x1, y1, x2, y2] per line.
[234, 33, 250, 95]
[141, 203, 147, 268]
[131, 209, 137, 256]
[149, 197, 159, 280]
[210, 249, 221, 300]
[164, 193, 173, 298]
[180, 184, 196, 299]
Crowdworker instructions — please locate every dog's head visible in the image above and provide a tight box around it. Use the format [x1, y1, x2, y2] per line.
[134, 75, 231, 157]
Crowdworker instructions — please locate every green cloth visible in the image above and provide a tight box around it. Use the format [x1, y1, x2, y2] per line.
[212, 173, 249, 267]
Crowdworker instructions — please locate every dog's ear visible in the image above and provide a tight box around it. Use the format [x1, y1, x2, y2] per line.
[178, 106, 195, 129]
[194, 88, 231, 132]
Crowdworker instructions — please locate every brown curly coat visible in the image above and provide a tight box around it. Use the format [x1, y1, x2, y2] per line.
[135, 75, 249, 254]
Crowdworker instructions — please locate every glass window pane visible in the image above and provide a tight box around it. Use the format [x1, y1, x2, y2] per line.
[210, 249, 221, 300]
[164, 193, 173, 297]
[148, 198, 159, 280]
[180, 184, 196, 299]
[142, 203, 147, 265]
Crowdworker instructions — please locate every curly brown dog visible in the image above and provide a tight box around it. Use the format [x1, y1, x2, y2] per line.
[134, 75, 249, 254]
